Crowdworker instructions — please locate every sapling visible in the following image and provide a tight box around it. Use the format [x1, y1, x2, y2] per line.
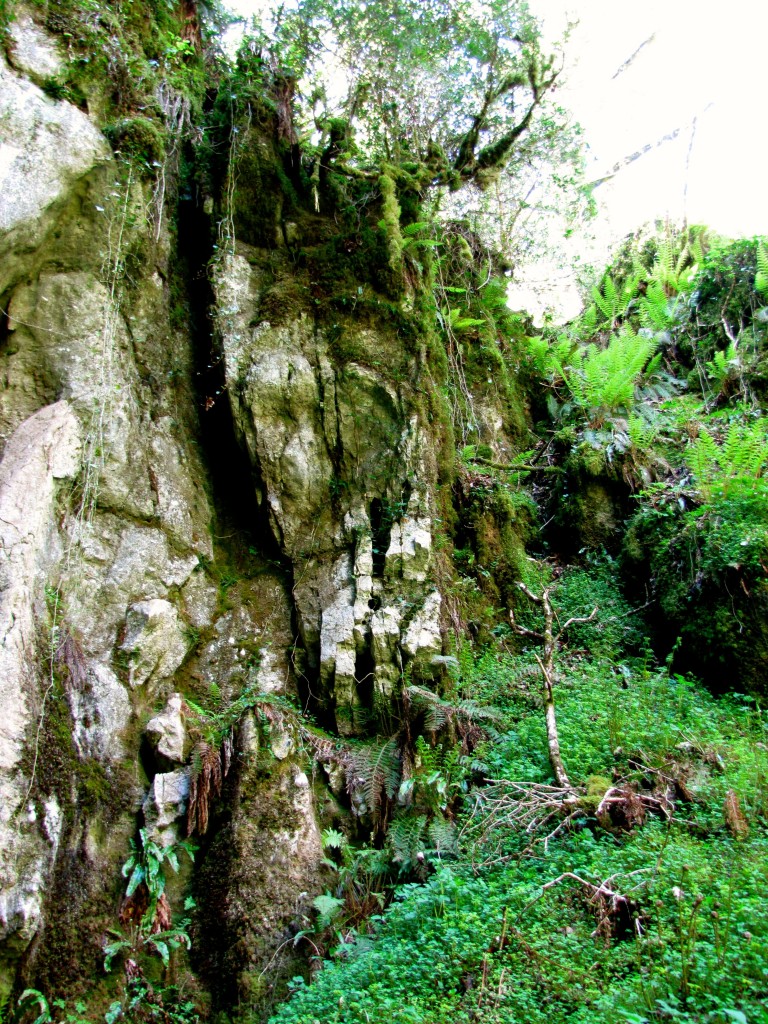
[508, 581, 597, 789]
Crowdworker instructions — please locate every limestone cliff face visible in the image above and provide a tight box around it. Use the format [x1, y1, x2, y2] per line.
[0, 15, 218, 990]
[0, 6, 454, 1003]
[214, 246, 443, 736]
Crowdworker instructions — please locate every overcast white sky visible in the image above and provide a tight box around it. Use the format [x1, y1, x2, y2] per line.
[222, 0, 768, 314]
[548, 0, 768, 237]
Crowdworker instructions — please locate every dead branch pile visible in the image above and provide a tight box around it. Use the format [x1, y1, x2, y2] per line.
[461, 763, 683, 866]
[460, 780, 581, 864]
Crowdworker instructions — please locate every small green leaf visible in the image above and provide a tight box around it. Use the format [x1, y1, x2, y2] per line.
[105, 1000, 123, 1024]
[125, 863, 145, 897]
[103, 939, 130, 972]
[17, 990, 52, 1024]
[722, 1011, 748, 1024]
[151, 939, 170, 965]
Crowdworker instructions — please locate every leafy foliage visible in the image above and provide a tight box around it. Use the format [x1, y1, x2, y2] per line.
[268, 642, 768, 1024]
[554, 327, 659, 425]
[271, 0, 561, 188]
[686, 417, 768, 500]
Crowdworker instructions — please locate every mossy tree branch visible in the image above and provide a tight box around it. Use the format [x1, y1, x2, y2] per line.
[449, 54, 560, 191]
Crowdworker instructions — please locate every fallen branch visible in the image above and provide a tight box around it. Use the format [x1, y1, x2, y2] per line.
[541, 869, 649, 940]
[460, 779, 582, 864]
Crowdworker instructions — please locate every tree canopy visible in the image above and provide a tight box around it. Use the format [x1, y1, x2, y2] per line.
[253, 0, 566, 190]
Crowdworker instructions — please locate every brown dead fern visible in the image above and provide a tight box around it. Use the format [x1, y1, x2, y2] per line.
[186, 739, 229, 836]
[724, 788, 749, 839]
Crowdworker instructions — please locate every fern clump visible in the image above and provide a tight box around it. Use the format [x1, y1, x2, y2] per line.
[686, 417, 768, 501]
[555, 327, 659, 425]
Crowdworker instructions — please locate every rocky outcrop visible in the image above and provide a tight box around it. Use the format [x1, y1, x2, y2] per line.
[0, 6, 460, 1002]
[0, 34, 217, 986]
[195, 721, 324, 1009]
[0, 401, 81, 969]
[214, 247, 445, 733]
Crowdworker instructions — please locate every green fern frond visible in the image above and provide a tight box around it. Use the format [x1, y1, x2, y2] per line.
[688, 225, 708, 268]
[705, 341, 740, 390]
[755, 240, 768, 294]
[525, 335, 553, 377]
[407, 685, 451, 732]
[386, 814, 427, 865]
[563, 327, 657, 419]
[687, 419, 768, 500]
[591, 274, 636, 327]
[346, 737, 401, 819]
[455, 700, 502, 725]
[322, 828, 347, 852]
[427, 817, 458, 855]
[638, 281, 675, 332]
[313, 892, 345, 928]
[650, 236, 694, 295]
[687, 429, 720, 497]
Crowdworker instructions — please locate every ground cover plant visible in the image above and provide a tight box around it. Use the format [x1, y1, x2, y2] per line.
[266, 570, 768, 1023]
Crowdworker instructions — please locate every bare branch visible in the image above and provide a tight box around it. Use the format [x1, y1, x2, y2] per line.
[516, 581, 545, 604]
[508, 608, 543, 641]
[557, 606, 598, 639]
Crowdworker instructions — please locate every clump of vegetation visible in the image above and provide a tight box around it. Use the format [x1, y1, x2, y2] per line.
[102, 117, 167, 171]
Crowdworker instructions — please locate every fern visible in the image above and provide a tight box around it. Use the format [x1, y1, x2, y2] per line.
[312, 892, 346, 928]
[688, 225, 708, 269]
[651, 237, 693, 295]
[563, 327, 658, 422]
[705, 341, 741, 393]
[687, 420, 768, 500]
[345, 737, 401, 822]
[591, 274, 637, 329]
[638, 280, 678, 333]
[408, 685, 452, 732]
[186, 740, 226, 836]
[386, 814, 428, 866]
[571, 303, 598, 339]
[322, 827, 348, 852]
[756, 240, 768, 294]
[427, 817, 458, 855]
[627, 414, 658, 451]
[525, 334, 552, 376]
[406, 685, 501, 739]
[446, 306, 486, 330]
[687, 429, 720, 497]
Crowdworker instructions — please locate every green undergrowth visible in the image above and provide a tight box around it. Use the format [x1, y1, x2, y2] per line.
[269, 819, 768, 1024]
[514, 229, 768, 690]
[268, 631, 768, 1024]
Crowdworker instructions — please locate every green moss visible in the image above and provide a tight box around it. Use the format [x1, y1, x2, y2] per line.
[623, 489, 768, 693]
[0, 0, 13, 45]
[378, 167, 404, 289]
[193, 757, 316, 1017]
[103, 116, 166, 168]
[568, 442, 607, 478]
[230, 129, 286, 248]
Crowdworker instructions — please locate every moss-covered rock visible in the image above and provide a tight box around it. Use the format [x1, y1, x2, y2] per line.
[194, 736, 323, 1017]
